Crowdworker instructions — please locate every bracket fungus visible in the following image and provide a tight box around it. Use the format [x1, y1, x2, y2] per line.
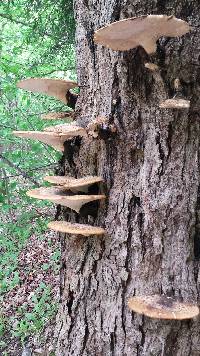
[17, 78, 78, 104]
[128, 295, 199, 320]
[43, 175, 103, 193]
[94, 15, 190, 53]
[41, 112, 75, 120]
[159, 98, 190, 109]
[26, 187, 106, 213]
[13, 130, 73, 152]
[48, 221, 105, 236]
[144, 62, 159, 71]
[44, 123, 86, 137]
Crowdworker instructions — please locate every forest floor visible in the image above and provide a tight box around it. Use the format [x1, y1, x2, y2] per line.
[1, 198, 60, 355]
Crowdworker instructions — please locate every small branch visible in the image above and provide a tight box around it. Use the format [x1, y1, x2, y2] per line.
[0, 12, 51, 37]
[0, 153, 39, 186]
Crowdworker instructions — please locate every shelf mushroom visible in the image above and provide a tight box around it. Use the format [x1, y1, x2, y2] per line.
[26, 187, 106, 213]
[48, 221, 105, 236]
[159, 98, 190, 109]
[43, 123, 86, 136]
[160, 79, 190, 109]
[128, 295, 199, 320]
[17, 78, 78, 105]
[41, 112, 75, 120]
[13, 125, 86, 152]
[43, 175, 103, 193]
[144, 62, 159, 71]
[94, 15, 190, 54]
[13, 131, 68, 152]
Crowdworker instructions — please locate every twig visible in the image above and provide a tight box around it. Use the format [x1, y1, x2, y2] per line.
[0, 153, 39, 186]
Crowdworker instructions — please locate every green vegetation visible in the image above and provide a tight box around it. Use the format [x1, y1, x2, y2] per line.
[0, 0, 75, 352]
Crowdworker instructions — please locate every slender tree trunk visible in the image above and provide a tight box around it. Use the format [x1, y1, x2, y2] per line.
[55, 1, 200, 355]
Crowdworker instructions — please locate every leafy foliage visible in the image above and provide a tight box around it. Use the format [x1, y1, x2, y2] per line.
[0, 0, 75, 351]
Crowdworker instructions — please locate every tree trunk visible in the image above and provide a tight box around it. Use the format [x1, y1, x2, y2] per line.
[55, 1, 200, 355]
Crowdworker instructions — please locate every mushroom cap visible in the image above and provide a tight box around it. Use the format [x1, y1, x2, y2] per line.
[26, 186, 67, 199]
[41, 112, 75, 120]
[94, 15, 190, 53]
[144, 62, 159, 71]
[17, 78, 78, 104]
[128, 295, 199, 320]
[48, 221, 105, 236]
[159, 98, 190, 109]
[44, 123, 86, 137]
[13, 130, 66, 151]
[43, 175, 103, 193]
[26, 187, 106, 213]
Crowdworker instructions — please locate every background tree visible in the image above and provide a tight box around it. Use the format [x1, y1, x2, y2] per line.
[54, 1, 200, 355]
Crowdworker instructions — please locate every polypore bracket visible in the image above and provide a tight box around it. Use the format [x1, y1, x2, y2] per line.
[48, 221, 105, 236]
[128, 295, 199, 320]
[26, 187, 106, 213]
[87, 116, 117, 139]
[13, 130, 68, 152]
[94, 15, 190, 54]
[13, 125, 87, 152]
[160, 79, 190, 109]
[41, 112, 75, 121]
[44, 123, 87, 137]
[43, 175, 103, 193]
[17, 78, 78, 106]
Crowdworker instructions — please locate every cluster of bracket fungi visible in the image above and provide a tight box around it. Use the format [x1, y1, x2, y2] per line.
[13, 15, 199, 321]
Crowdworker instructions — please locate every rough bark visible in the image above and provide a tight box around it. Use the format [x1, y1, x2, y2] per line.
[55, 1, 200, 355]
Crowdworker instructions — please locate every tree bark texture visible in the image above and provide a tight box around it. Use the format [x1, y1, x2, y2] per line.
[55, 1, 200, 355]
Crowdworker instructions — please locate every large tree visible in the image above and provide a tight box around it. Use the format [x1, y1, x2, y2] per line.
[54, 1, 200, 355]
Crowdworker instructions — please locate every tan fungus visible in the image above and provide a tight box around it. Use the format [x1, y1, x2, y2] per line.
[48, 221, 105, 236]
[17, 78, 78, 104]
[159, 98, 190, 109]
[43, 175, 103, 193]
[128, 295, 199, 320]
[94, 15, 190, 54]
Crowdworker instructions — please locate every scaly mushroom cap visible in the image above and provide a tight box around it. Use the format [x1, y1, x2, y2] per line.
[94, 15, 190, 53]
[41, 112, 75, 120]
[26, 187, 106, 213]
[48, 221, 105, 236]
[159, 98, 190, 109]
[17, 78, 78, 104]
[128, 295, 199, 320]
[43, 175, 103, 193]
[13, 130, 67, 152]
[44, 123, 86, 137]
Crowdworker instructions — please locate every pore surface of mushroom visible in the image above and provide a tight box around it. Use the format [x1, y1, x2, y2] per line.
[48, 221, 105, 236]
[94, 15, 190, 53]
[41, 112, 75, 120]
[17, 78, 78, 104]
[128, 295, 199, 320]
[13, 130, 67, 151]
[43, 175, 103, 193]
[159, 98, 190, 109]
[26, 187, 106, 213]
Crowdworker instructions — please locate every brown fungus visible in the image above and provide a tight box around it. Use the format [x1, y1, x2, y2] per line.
[17, 78, 78, 104]
[26, 187, 106, 213]
[44, 123, 86, 137]
[43, 175, 103, 193]
[94, 15, 190, 54]
[159, 98, 190, 109]
[13, 130, 68, 152]
[128, 295, 199, 320]
[41, 112, 75, 120]
[48, 221, 105, 236]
